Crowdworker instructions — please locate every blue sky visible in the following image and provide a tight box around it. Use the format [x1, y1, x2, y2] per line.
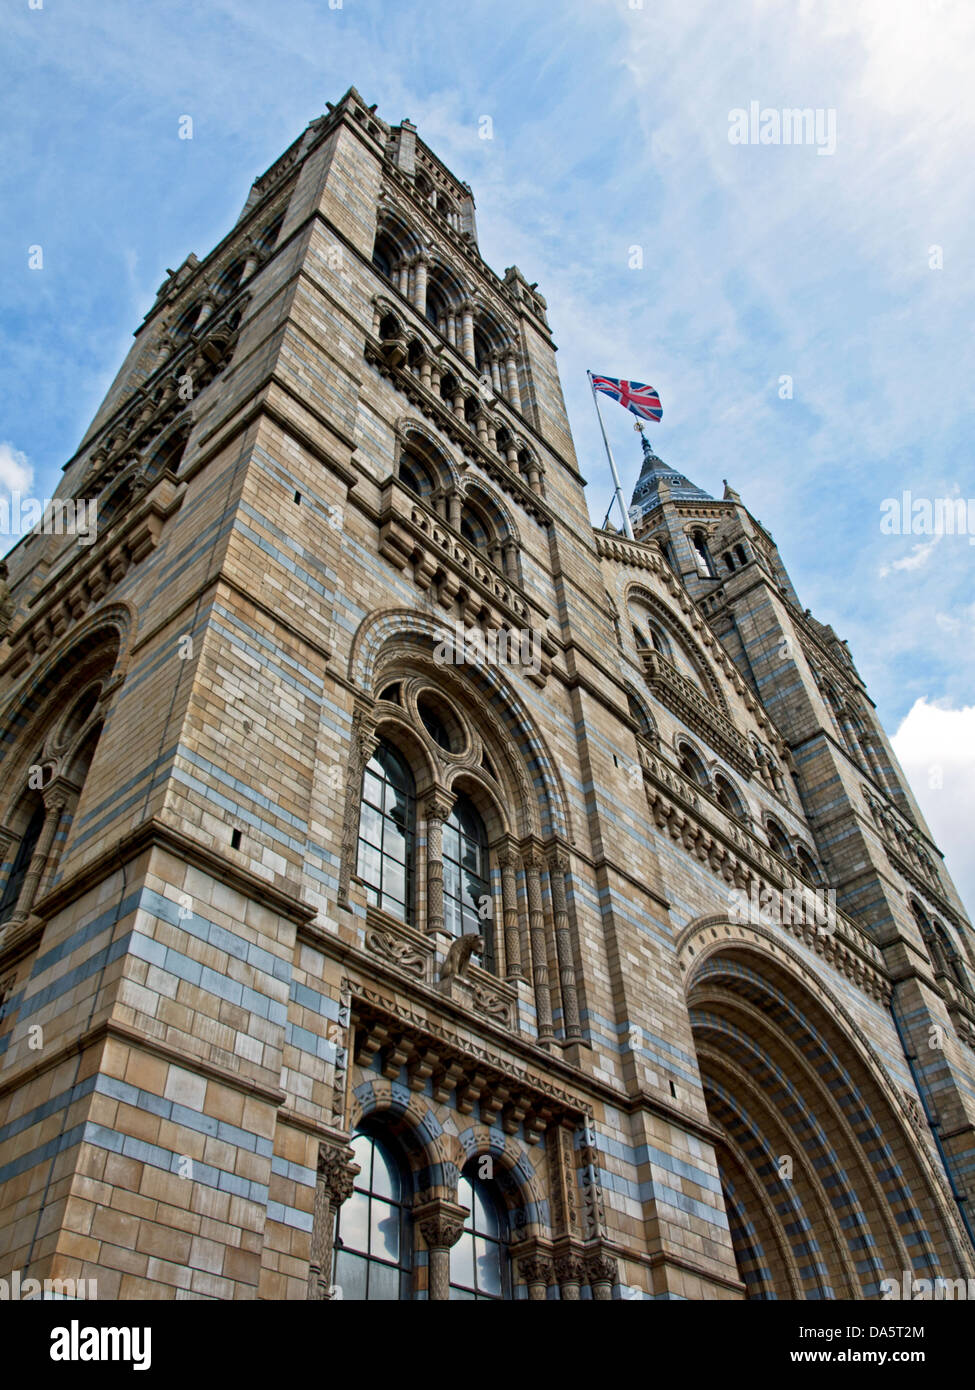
[1, 0, 972, 907]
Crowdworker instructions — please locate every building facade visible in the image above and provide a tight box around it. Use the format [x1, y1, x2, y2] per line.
[0, 87, 973, 1300]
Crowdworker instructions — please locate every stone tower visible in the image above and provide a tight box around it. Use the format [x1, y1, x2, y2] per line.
[0, 87, 973, 1301]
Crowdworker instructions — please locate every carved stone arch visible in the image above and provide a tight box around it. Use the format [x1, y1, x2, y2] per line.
[469, 295, 517, 353]
[349, 1077, 449, 1189]
[459, 476, 520, 547]
[0, 604, 133, 806]
[374, 204, 423, 260]
[677, 916, 974, 1288]
[393, 416, 459, 492]
[454, 1121, 547, 1238]
[625, 582, 728, 713]
[372, 643, 535, 840]
[348, 609, 571, 842]
[370, 710, 441, 798]
[424, 251, 470, 310]
[444, 766, 512, 841]
[623, 682, 658, 743]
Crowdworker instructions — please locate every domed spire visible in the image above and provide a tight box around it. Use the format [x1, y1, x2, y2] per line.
[628, 424, 713, 521]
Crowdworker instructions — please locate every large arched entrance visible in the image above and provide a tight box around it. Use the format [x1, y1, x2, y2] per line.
[683, 930, 970, 1299]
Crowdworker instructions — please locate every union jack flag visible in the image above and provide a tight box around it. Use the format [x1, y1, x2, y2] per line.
[590, 374, 663, 422]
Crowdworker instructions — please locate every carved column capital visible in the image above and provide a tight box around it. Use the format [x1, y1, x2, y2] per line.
[317, 1140, 360, 1205]
[585, 1250, 619, 1299]
[518, 1253, 553, 1299]
[413, 1197, 467, 1251]
[422, 788, 454, 824]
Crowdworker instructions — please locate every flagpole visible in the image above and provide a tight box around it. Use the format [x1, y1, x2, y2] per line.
[588, 371, 635, 540]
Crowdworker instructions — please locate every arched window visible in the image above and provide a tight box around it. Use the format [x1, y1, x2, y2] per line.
[425, 283, 447, 329]
[442, 794, 492, 969]
[473, 327, 492, 375]
[795, 845, 822, 886]
[333, 1126, 413, 1301]
[449, 1163, 510, 1300]
[398, 450, 435, 500]
[691, 529, 717, 578]
[0, 796, 45, 924]
[646, 621, 672, 658]
[372, 231, 398, 282]
[735, 544, 748, 567]
[766, 818, 792, 862]
[714, 773, 746, 820]
[357, 742, 416, 924]
[678, 744, 710, 790]
[627, 693, 656, 742]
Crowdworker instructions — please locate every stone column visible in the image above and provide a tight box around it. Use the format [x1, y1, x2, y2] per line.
[3, 787, 68, 930]
[447, 490, 463, 530]
[460, 303, 476, 364]
[499, 847, 525, 980]
[549, 852, 581, 1041]
[502, 541, 519, 583]
[518, 1254, 553, 1301]
[307, 1139, 360, 1300]
[452, 388, 465, 422]
[337, 710, 378, 906]
[194, 293, 216, 329]
[423, 791, 453, 937]
[555, 1252, 586, 1300]
[524, 849, 555, 1043]
[586, 1251, 618, 1301]
[504, 356, 523, 411]
[414, 1198, 467, 1301]
[419, 352, 432, 390]
[397, 261, 410, 297]
[412, 255, 428, 316]
[490, 357, 503, 394]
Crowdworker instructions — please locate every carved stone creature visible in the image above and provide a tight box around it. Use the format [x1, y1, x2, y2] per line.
[440, 932, 483, 981]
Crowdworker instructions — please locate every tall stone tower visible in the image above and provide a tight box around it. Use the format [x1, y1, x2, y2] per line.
[0, 87, 973, 1301]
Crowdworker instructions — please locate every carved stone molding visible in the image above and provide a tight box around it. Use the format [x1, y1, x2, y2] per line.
[365, 926, 428, 979]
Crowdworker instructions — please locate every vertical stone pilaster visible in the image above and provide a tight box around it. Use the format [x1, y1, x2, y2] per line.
[586, 1250, 618, 1301]
[524, 849, 554, 1043]
[307, 1139, 360, 1301]
[499, 847, 525, 981]
[549, 851, 581, 1040]
[337, 709, 378, 906]
[414, 1198, 467, 1300]
[423, 790, 453, 937]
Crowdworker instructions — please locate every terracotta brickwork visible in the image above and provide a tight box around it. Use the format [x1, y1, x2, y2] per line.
[0, 86, 973, 1300]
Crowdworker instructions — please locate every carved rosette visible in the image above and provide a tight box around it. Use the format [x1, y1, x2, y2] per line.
[307, 1139, 360, 1301]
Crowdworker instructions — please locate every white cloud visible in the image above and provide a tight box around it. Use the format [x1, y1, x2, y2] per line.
[0, 442, 33, 494]
[892, 698, 975, 917]
[878, 536, 941, 577]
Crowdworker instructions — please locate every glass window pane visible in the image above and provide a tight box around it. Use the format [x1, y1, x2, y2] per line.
[368, 1259, 401, 1301]
[359, 803, 383, 849]
[370, 1137, 400, 1199]
[471, 1182, 498, 1236]
[449, 1285, 475, 1300]
[357, 841, 381, 888]
[383, 821, 407, 865]
[339, 1189, 370, 1255]
[362, 770, 384, 809]
[451, 1231, 476, 1290]
[475, 1238, 502, 1296]
[370, 1198, 400, 1263]
[334, 1250, 368, 1301]
[383, 858, 406, 904]
[350, 1133, 373, 1183]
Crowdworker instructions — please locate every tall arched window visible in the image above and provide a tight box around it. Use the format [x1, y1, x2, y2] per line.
[691, 529, 717, 578]
[357, 742, 416, 924]
[678, 743, 710, 790]
[442, 794, 492, 969]
[714, 773, 746, 820]
[333, 1126, 413, 1301]
[449, 1163, 510, 1300]
[766, 818, 792, 862]
[398, 450, 436, 500]
[0, 795, 45, 924]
